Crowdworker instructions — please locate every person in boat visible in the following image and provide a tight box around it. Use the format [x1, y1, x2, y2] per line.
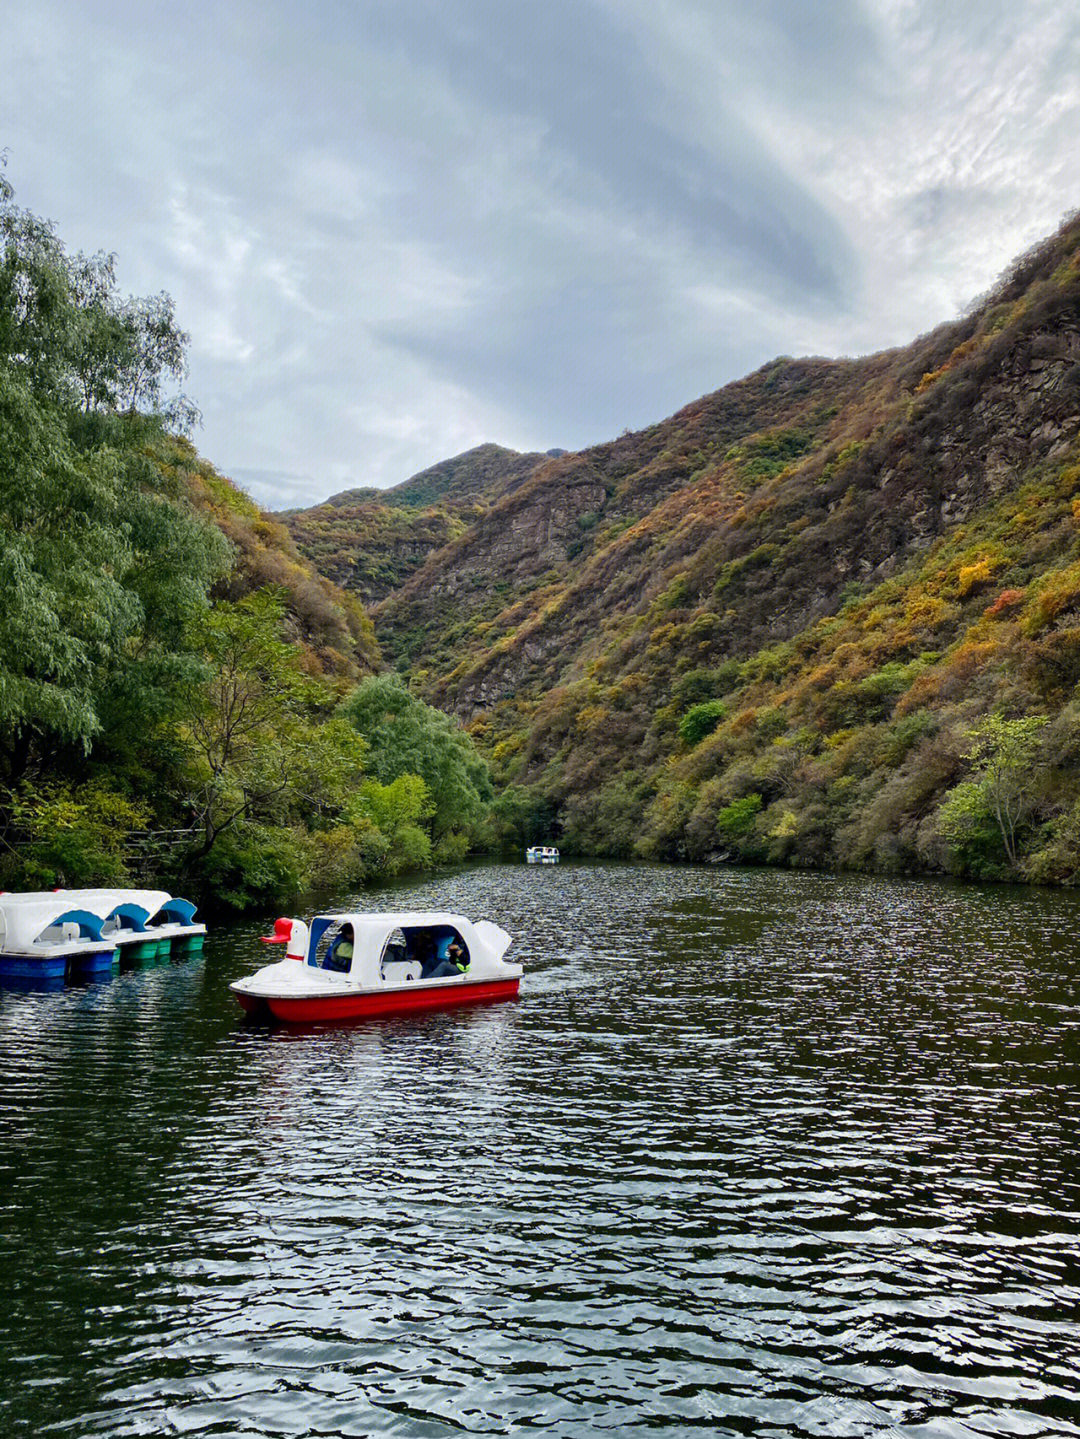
[326, 924, 354, 972]
[428, 937, 468, 978]
[412, 929, 436, 976]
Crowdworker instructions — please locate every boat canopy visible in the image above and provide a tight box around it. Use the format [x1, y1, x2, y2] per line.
[105, 903, 150, 932]
[0, 899, 111, 952]
[150, 898, 198, 927]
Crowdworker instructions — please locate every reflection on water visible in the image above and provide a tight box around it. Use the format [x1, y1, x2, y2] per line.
[1, 863, 1079, 1437]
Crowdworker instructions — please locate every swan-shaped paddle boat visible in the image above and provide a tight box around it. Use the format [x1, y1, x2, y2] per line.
[230, 910, 521, 1022]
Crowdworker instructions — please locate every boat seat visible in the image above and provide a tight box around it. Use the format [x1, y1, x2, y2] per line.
[382, 959, 421, 984]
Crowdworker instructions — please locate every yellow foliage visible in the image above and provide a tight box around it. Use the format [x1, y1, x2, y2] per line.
[1022, 562, 1080, 634]
[956, 557, 996, 596]
[491, 734, 525, 762]
[577, 704, 611, 735]
[914, 337, 981, 393]
[823, 729, 857, 750]
[769, 808, 799, 839]
[947, 638, 1001, 672]
[904, 592, 949, 629]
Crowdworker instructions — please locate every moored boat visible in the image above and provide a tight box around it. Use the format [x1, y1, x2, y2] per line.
[0, 888, 208, 985]
[526, 845, 559, 864]
[230, 910, 521, 1022]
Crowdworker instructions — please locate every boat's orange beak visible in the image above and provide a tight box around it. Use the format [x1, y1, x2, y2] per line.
[260, 917, 293, 945]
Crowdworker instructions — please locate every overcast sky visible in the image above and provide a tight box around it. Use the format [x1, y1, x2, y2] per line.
[4, 1, 1079, 509]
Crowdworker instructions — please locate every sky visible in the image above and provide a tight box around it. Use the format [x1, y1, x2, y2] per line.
[3, 1, 1079, 510]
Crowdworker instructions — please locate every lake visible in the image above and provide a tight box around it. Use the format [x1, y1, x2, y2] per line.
[1, 862, 1078, 1437]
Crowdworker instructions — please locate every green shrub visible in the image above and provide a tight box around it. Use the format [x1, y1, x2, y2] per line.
[716, 793, 763, 840]
[194, 824, 309, 912]
[673, 663, 741, 706]
[1, 783, 149, 887]
[679, 699, 727, 747]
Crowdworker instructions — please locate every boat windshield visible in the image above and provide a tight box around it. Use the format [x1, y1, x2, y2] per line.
[311, 920, 354, 972]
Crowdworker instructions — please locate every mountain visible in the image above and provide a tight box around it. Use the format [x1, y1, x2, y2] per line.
[160, 437, 379, 676]
[282, 443, 550, 603]
[294, 211, 1080, 882]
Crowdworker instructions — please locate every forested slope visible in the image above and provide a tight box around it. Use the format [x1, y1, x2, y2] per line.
[324, 211, 1080, 883]
[282, 443, 551, 603]
[0, 173, 490, 908]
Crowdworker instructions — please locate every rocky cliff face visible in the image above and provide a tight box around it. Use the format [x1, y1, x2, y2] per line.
[367, 224, 1080, 722]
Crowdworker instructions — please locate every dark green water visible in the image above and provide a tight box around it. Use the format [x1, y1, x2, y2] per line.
[1, 862, 1079, 1438]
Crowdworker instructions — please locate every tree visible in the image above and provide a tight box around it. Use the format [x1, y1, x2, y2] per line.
[340, 674, 493, 844]
[179, 591, 364, 859]
[0, 372, 137, 772]
[937, 714, 1048, 869]
[1, 170, 194, 424]
[679, 699, 726, 747]
[0, 169, 227, 781]
[348, 775, 434, 874]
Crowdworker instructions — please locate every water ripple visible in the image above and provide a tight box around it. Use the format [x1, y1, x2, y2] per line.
[1, 864, 1079, 1437]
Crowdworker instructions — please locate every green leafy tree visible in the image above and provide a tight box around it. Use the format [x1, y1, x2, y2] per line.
[679, 699, 727, 747]
[937, 714, 1049, 869]
[348, 774, 434, 875]
[0, 375, 138, 771]
[0, 782, 149, 887]
[0, 170, 228, 782]
[180, 591, 365, 858]
[716, 793, 763, 841]
[341, 674, 492, 845]
[1, 170, 193, 422]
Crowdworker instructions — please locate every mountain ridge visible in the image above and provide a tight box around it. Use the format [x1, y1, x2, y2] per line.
[290, 210, 1080, 881]
[281, 442, 557, 604]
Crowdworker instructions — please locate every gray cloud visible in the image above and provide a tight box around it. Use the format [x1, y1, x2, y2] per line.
[3, 1, 1079, 508]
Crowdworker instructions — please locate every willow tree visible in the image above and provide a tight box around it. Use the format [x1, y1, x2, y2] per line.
[0, 168, 229, 784]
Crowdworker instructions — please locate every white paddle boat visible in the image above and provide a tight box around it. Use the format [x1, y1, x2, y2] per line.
[0, 887, 207, 983]
[230, 910, 521, 1022]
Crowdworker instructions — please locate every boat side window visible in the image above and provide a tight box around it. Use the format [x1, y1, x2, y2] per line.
[311, 920, 353, 971]
[426, 927, 470, 977]
[325, 923, 354, 973]
[380, 927, 409, 975]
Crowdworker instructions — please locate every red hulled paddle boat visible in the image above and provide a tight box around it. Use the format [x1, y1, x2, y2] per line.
[230, 910, 520, 1023]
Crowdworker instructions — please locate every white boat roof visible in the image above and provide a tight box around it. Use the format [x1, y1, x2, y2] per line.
[0, 888, 188, 951]
[314, 910, 475, 935]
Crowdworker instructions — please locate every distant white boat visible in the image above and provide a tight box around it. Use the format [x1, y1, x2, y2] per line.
[525, 846, 559, 864]
[0, 888, 207, 983]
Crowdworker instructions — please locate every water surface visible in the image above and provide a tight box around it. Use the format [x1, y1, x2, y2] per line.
[1, 863, 1078, 1437]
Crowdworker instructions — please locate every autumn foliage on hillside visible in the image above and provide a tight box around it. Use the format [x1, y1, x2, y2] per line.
[283, 444, 549, 603]
[324, 209, 1080, 884]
